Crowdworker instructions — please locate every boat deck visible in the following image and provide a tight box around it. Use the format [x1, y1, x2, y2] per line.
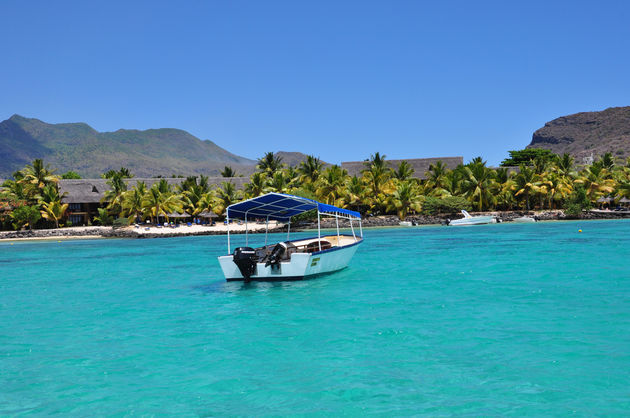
[249, 234, 360, 262]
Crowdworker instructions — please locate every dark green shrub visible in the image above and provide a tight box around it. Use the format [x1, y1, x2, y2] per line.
[112, 217, 129, 229]
[422, 196, 471, 215]
[94, 208, 113, 226]
[11, 205, 42, 230]
[564, 185, 591, 217]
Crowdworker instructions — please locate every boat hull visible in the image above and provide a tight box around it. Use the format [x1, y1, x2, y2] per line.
[218, 240, 362, 281]
[449, 216, 496, 226]
[512, 216, 536, 223]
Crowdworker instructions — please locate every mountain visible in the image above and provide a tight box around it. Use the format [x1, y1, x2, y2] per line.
[527, 106, 630, 163]
[0, 115, 256, 178]
[274, 151, 330, 167]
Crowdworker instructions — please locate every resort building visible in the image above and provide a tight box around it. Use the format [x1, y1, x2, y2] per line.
[59, 177, 249, 225]
[341, 156, 463, 179]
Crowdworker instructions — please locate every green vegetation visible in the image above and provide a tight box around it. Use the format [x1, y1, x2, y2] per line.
[565, 185, 592, 217]
[11, 206, 41, 230]
[422, 196, 471, 215]
[501, 148, 557, 166]
[2, 151, 630, 230]
[61, 171, 81, 179]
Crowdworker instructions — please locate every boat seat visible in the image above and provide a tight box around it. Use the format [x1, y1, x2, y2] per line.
[305, 240, 332, 253]
[256, 242, 298, 262]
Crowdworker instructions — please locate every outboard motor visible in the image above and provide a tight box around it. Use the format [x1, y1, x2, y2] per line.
[233, 247, 257, 281]
[264, 242, 287, 269]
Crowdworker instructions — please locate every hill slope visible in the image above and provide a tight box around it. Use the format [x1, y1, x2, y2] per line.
[274, 151, 330, 167]
[0, 115, 256, 177]
[527, 106, 630, 162]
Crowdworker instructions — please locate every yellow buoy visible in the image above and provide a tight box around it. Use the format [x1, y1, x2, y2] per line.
[578, 229, 582, 233]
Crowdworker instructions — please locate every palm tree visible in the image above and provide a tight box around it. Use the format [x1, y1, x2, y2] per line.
[342, 175, 365, 213]
[555, 153, 575, 178]
[284, 166, 299, 190]
[214, 182, 242, 216]
[393, 161, 414, 181]
[38, 183, 64, 204]
[103, 173, 128, 216]
[540, 172, 573, 209]
[362, 153, 393, 213]
[576, 164, 615, 202]
[461, 163, 496, 211]
[315, 165, 348, 206]
[437, 168, 464, 198]
[19, 159, 59, 201]
[532, 155, 551, 175]
[600, 152, 615, 171]
[468, 156, 486, 166]
[265, 171, 292, 194]
[196, 192, 216, 215]
[257, 152, 284, 174]
[513, 165, 539, 210]
[141, 183, 183, 223]
[298, 155, 324, 185]
[40, 200, 69, 228]
[388, 181, 423, 220]
[0, 179, 28, 205]
[493, 167, 516, 210]
[94, 207, 113, 226]
[121, 181, 147, 222]
[244, 172, 267, 198]
[181, 183, 207, 215]
[103, 167, 133, 179]
[425, 161, 448, 191]
[220, 166, 238, 177]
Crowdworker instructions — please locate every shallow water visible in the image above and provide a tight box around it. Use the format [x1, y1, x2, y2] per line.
[1, 220, 629, 415]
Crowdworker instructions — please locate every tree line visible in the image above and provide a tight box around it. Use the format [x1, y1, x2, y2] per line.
[2, 150, 630, 230]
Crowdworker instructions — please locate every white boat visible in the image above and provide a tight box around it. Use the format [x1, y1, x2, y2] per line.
[218, 193, 363, 281]
[447, 210, 496, 226]
[512, 216, 537, 223]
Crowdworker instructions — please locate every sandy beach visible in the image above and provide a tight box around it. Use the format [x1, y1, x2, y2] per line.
[0, 221, 285, 242]
[124, 220, 280, 236]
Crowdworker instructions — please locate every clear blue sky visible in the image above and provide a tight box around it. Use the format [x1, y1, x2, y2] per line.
[2, 1, 629, 166]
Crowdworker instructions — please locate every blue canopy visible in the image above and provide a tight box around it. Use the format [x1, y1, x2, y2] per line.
[226, 193, 361, 221]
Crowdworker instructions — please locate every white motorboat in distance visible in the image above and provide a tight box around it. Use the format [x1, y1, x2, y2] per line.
[512, 216, 537, 223]
[447, 210, 497, 226]
[218, 193, 363, 281]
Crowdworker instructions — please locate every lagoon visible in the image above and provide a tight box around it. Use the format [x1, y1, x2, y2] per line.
[1, 220, 630, 415]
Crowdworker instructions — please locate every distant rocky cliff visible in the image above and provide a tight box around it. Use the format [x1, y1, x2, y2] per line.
[527, 106, 630, 163]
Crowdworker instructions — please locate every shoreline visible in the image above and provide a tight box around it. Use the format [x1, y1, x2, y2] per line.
[1, 210, 628, 242]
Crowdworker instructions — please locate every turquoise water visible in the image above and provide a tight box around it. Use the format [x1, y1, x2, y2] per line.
[1, 220, 630, 415]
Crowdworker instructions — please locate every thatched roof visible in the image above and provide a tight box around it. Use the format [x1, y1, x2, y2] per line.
[166, 212, 189, 218]
[341, 157, 464, 179]
[59, 179, 109, 203]
[59, 177, 249, 204]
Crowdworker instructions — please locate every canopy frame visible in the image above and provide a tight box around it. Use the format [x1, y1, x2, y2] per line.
[225, 193, 362, 254]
